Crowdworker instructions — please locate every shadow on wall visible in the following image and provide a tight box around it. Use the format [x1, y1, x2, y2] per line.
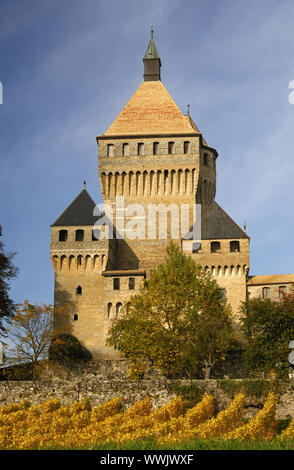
[53, 281, 92, 360]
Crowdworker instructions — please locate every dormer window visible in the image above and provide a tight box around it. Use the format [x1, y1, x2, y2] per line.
[122, 143, 129, 157]
[107, 144, 114, 157]
[168, 141, 175, 155]
[59, 230, 68, 242]
[138, 143, 144, 156]
[184, 141, 190, 154]
[153, 142, 159, 155]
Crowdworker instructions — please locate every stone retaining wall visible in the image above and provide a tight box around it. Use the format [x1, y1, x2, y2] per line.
[1, 377, 294, 420]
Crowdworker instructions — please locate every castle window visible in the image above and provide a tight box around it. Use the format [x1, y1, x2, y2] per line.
[168, 141, 175, 155]
[129, 277, 135, 290]
[74, 314, 78, 321]
[122, 143, 129, 157]
[230, 241, 240, 252]
[59, 230, 68, 242]
[76, 285, 82, 295]
[107, 303, 112, 319]
[279, 286, 287, 298]
[262, 287, 270, 298]
[153, 142, 159, 155]
[184, 141, 190, 154]
[107, 144, 114, 157]
[203, 153, 208, 166]
[138, 143, 144, 156]
[77, 255, 82, 266]
[116, 302, 123, 318]
[211, 241, 221, 253]
[75, 229, 84, 241]
[220, 288, 226, 300]
[113, 278, 120, 290]
[92, 229, 100, 241]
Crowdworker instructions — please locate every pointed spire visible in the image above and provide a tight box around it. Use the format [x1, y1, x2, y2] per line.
[143, 26, 161, 81]
[83, 179, 87, 190]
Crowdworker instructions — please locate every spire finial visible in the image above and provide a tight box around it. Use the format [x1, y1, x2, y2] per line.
[83, 179, 86, 190]
[151, 24, 154, 39]
[187, 104, 190, 116]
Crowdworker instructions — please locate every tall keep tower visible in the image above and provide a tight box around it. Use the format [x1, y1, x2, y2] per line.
[50, 31, 250, 359]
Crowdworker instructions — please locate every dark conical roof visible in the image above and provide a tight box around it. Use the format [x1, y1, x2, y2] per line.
[51, 189, 101, 227]
[144, 38, 160, 60]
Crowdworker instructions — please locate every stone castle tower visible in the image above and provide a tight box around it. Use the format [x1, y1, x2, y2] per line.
[50, 32, 293, 359]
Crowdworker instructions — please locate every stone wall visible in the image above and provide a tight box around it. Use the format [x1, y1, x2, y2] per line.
[1, 373, 294, 420]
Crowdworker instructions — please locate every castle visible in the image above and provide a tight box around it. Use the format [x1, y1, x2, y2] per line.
[50, 32, 294, 359]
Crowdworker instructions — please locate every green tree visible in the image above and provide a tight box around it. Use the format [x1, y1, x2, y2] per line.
[240, 293, 294, 377]
[107, 243, 235, 379]
[0, 225, 18, 334]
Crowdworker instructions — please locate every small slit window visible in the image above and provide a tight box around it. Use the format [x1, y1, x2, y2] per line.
[116, 302, 123, 318]
[153, 142, 159, 155]
[59, 230, 68, 242]
[184, 141, 190, 154]
[122, 143, 129, 157]
[107, 144, 114, 157]
[203, 153, 208, 166]
[76, 286, 82, 295]
[129, 277, 135, 290]
[77, 255, 82, 266]
[138, 143, 144, 156]
[107, 303, 112, 319]
[113, 278, 120, 290]
[73, 314, 78, 321]
[211, 241, 221, 253]
[262, 287, 270, 298]
[230, 241, 240, 252]
[75, 229, 84, 241]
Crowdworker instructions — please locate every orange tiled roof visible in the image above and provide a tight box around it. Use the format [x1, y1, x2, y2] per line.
[102, 81, 200, 137]
[247, 274, 294, 285]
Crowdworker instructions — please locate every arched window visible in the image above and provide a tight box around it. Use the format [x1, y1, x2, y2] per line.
[211, 241, 220, 253]
[113, 278, 120, 290]
[138, 142, 144, 156]
[77, 255, 83, 266]
[74, 314, 78, 321]
[76, 285, 82, 295]
[107, 303, 112, 319]
[129, 277, 135, 290]
[168, 141, 175, 155]
[116, 302, 123, 318]
[262, 287, 270, 298]
[75, 229, 84, 241]
[183, 141, 190, 154]
[230, 241, 240, 252]
[153, 142, 159, 155]
[59, 230, 68, 242]
[122, 143, 129, 157]
[107, 144, 114, 157]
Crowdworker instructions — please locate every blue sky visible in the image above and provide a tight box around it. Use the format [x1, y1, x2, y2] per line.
[0, 0, 294, 306]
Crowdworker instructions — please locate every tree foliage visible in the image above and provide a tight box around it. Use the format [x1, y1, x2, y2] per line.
[0, 225, 18, 334]
[107, 243, 235, 378]
[48, 333, 83, 361]
[5, 300, 70, 370]
[240, 293, 294, 376]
